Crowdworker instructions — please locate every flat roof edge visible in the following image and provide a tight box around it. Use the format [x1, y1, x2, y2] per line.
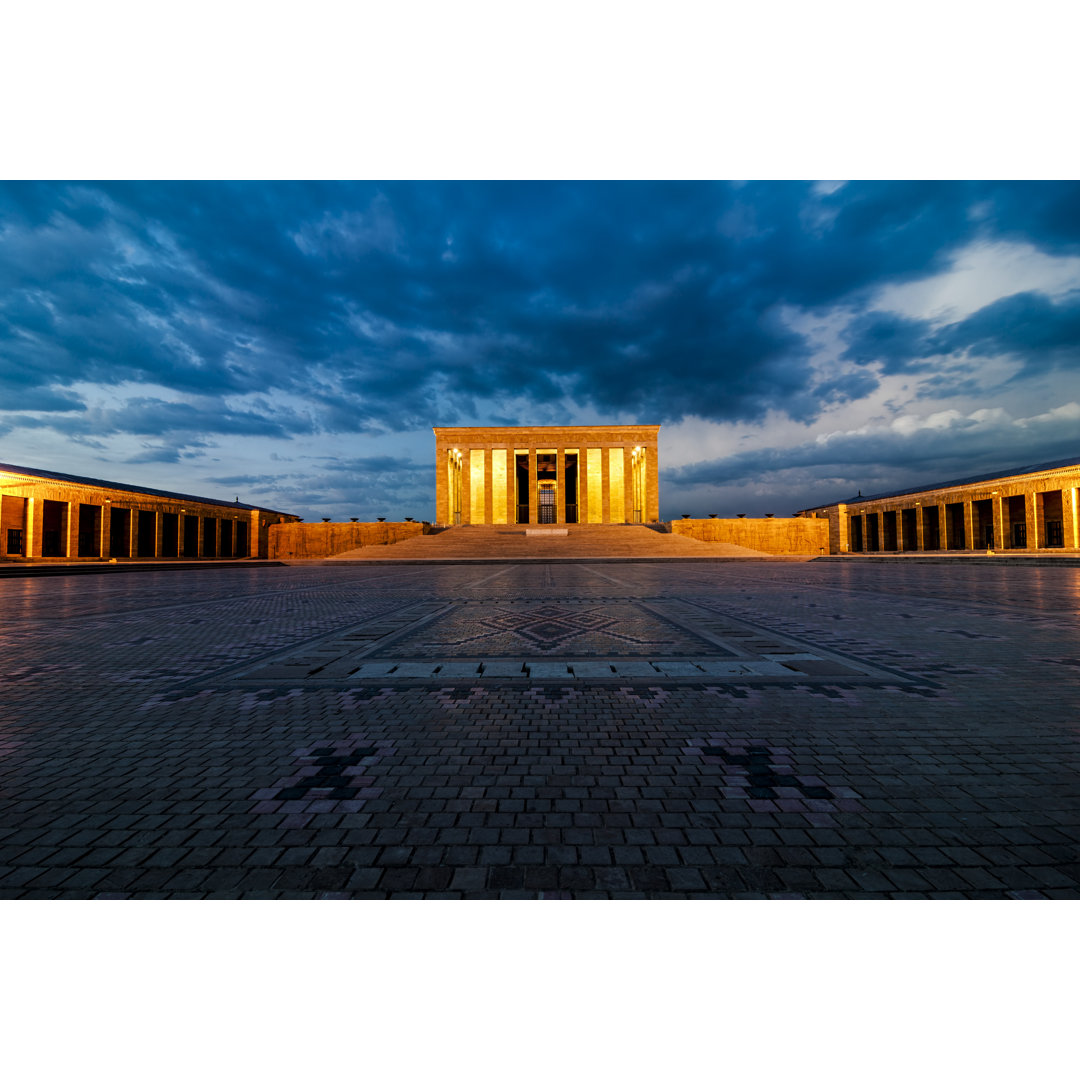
[0, 462, 298, 517]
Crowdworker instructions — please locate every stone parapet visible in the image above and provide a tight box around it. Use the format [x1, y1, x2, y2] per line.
[268, 521, 424, 559]
[671, 517, 829, 555]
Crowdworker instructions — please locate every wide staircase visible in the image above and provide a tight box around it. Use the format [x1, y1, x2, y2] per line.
[327, 524, 773, 561]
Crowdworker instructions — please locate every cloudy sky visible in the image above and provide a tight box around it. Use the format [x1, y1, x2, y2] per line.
[2, 180, 1078, 521]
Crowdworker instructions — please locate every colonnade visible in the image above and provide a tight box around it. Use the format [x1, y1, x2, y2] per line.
[838, 484, 1080, 553]
[1, 471, 295, 560]
[434, 425, 660, 527]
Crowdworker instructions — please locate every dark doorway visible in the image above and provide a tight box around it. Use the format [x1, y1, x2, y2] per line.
[136, 510, 156, 557]
[1005, 495, 1026, 548]
[182, 514, 199, 557]
[850, 515, 864, 552]
[900, 508, 918, 551]
[162, 512, 179, 557]
[203, 517, 217, 557]
[110, 507, 131, 557]
[3, 495, 27, 554]
[1041, 490, 1064, 547]
[882, 510, 898, 551]
[235, 520, 248, 557]
[866, 514, 880, 552]
[921, 505, 940, 550]
[945, 503, 966, 549]
[42, 499, 67, 556]
[77, 504, 101, 557]
[564, 454, 578, 523]
[220, 519, 233, 558]
[538, 485, 555, 523]
[515, 454, 529, 524]
[973, 498, 994, 547]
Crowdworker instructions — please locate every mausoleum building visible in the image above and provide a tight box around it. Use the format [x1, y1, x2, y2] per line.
[434, 425, 660, 526]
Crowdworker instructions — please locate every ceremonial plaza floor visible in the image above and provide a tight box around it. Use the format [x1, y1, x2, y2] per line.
[1, 558, 1078, 899]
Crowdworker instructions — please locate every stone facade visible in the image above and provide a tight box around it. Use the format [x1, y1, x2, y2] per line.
[433, 425, 660, 526]
[269, 521, 424, 559]
[799, 457, 1080, 555]
[671, 516, 830, 555]
[0, 462, 298, 562]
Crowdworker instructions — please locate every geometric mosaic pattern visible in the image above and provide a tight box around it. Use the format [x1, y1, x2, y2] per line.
[216, 596, 930, 689]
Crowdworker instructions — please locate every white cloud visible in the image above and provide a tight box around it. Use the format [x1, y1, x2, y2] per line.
[872, 239, 1080, 324]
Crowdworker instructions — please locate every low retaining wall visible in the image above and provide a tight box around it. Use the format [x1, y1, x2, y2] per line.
[671, 517, 829, 555]
[268, 521, 424, 559]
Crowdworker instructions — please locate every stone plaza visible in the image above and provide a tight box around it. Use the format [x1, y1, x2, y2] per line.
[1, 557, 1078, 899]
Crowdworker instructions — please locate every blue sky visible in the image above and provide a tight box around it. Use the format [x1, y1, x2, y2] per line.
[2, 180, 1079, 520]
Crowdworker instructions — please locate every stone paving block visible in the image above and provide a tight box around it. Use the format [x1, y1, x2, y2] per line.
[480, 661, 528, 677]
[608, 661, 662, 676]
[388, 663, 442, 678]
[432, 662, 483, 678]
[348, 662, 402, 678]
[526, 662, 573, 679]
[570, 662, 618, 677]
[650, 661, 704, 676]
[693, 660, 754, 675]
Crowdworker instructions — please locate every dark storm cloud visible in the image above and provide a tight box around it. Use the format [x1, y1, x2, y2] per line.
[668, 407, 1080, 500]
[840, 289, 1080, 380]
[931, 290, 1080, 372]
[1, 180, 1079, 439]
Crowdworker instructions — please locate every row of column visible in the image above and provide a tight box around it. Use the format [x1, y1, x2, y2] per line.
[841, 487, 1080, 553]
[0, 494, 260, 559]
[451, 445, 654, 525]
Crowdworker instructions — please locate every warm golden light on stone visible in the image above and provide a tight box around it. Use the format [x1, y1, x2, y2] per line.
[432, 426, 660, 527]
[469, 448, 486, 525]
[491, 449, 507, 525]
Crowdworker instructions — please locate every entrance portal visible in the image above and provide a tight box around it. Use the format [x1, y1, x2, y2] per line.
[538, 483, 556, 523]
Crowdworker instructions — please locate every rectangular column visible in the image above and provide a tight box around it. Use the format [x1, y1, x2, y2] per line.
[915, 506, 925, 550]
[556, 448, 566, 525]
[26, 497, 41, 557]
[937, 501, 948, 549]
[100, 503, 111, 559]
[586, 448, 603, 523]
[491, 449, 507, 526]
[601, 447, 611, 523]
[155, 511, 164, 559]
[460, 451, 468, 527]
[484, 448, 494, 526]
[1066, 488, 1079, 550]
[65, 502, 77, 559]
[507, 452, 517, 526]
[578, 449, 589, 524]
[646, 444, 659, 523]
[528, 449, 538, 526]
[993, 495, 1004, 551]
[435, 443, 448, 525]
[963, 501, 975, 551]
[1027, 491, 1039, 549]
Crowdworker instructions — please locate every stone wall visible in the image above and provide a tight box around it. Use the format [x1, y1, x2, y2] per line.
[671, 517, 830, 555]
[268, 521, 424, 559]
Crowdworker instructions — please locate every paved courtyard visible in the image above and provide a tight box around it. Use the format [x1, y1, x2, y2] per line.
[1, 560, 1078, 898]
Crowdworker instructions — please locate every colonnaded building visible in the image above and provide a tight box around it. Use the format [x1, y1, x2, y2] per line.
[800, 456, 1080, 554]
[1, 462, 299, 562]
[434, 425, 660, 526]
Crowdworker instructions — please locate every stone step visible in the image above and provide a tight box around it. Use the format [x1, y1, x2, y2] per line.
[326, 524, 773, 561]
